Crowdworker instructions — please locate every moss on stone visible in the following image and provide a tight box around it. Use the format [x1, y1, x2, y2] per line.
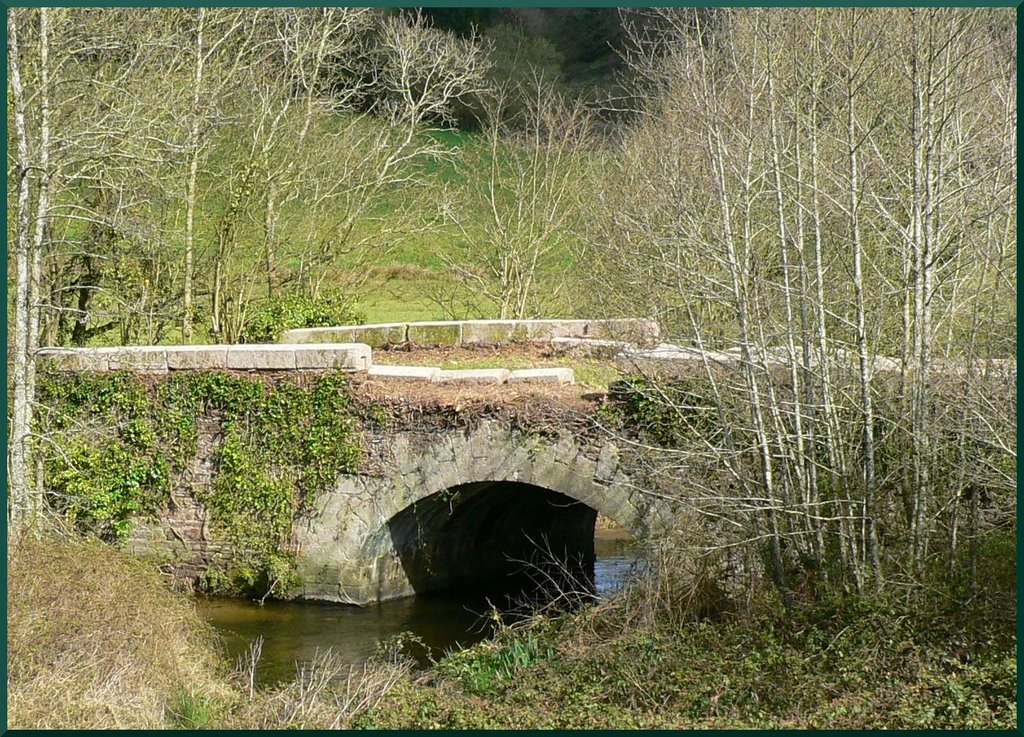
[351, 324, 408, 347]
[407, 323, 462, 346]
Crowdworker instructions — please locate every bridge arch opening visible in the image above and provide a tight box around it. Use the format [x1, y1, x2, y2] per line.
[386, 481, 611, 602]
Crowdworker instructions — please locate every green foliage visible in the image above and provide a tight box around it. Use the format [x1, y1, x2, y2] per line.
[437, 635, 549, 696]
[197, 372, 362, 595]
[481, 23, 564, 123]
[238, 291, 365, 343]
[360, 588, 1015, 729]
[38, 373, 177, 540]
[37, 370, 364, 596]
[435, 623, 558, 696]
[611, 375, 723, 448]
[168, 691, 223, 730]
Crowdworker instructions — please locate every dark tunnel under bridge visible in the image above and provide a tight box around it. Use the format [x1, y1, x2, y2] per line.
[387, 481, 600, 601]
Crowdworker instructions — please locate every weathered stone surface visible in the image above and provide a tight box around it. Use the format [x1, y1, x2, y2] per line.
[406, 321, 462, 346]
[508, 368, 575, 385]
[100, 346, 169, 373]
[616, 343, 733, 373]
[291, 419, 659, 603]
[594, 443, 620, 483]
[368, 365, 440, 382]
[283, 318, 661, 348]
[523, 319, 589, 340]
[37, 348, 108, 372]
[619, 343, 724, 360]
[585, 318, 660, 344]
[435, 368, 510, 384]
[284, 324, 407, 346]
[166, 345, 229, 370]
[461, 320, 530, 344]
[349, 323, 407, 347]
[281, 327, 358, 344]
[226, 345, 296, 370]
[549, 336, 630, 358]
[294, 343, 371, 370]
[622, 343, 909, 376]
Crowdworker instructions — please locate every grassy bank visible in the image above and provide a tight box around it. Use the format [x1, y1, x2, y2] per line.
[358, 590, 1015, 729]
[7, 532, 1015, 730]
[6, 534, 410, 730]
[7, 534, 226, 729]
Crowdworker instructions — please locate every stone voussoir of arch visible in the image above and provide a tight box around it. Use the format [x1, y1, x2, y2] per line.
[294, 418, 668, 604]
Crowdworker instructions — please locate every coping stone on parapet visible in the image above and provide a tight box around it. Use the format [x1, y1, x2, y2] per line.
[584, 318, 660, 343]
[406, 321, 463, 346]
[434, 368, 510, 384]
[166, 345, 230, 370]
[281, 327, 358, 344]
[523, 319, 590, 341]
[294, 343, 372, 370]
[37, 347, 108, 372]
[226, 344, 296, 370]
[508, 368, 575, 385]
[367, 365, 441, 382]
[99, 346, 169, 373]
[461, 320, 530, 344]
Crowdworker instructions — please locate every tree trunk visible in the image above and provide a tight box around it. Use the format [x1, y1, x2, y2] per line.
[8, 9, 41, 535]
[183, 7, 206, 342]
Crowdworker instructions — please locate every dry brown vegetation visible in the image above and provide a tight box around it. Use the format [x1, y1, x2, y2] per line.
[7, 533, 414, 730]
[7, 533, 227, 729]
[221, 648, 411, 730]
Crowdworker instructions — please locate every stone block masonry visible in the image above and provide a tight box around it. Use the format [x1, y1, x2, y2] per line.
[294, 344, 372, 371]
[406, 321, 462, 346]
[35, 342, 575, 387]
[102, 346, 169, 373]
[226, 344, 297, 370]
[38, 347, 111, 372]
[281, 318, 659, 348]
[283, 324, 406, 347]
[508, 368, 575, 385]
[460, 320, 530, 344]
[435, 368, 511, 384]
[38, 343, 372, 373]
[35, 317, 664, 386]
[165, 346, 229, 370]
[368, 365, 441, 382]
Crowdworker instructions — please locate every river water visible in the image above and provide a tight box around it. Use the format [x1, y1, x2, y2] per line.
[197, 529, 636, 684]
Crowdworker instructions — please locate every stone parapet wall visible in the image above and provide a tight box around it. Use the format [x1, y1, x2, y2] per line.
[38, 320, 1006, 383]
[35, 318, 661, 385]
[37, 343, 372, 373]
[281, 318, 660, 347]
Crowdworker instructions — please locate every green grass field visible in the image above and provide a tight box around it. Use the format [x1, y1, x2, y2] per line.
[45, 113, 588, 347]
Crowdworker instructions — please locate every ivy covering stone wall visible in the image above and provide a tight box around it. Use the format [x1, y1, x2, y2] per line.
[36, 370, 367, 596]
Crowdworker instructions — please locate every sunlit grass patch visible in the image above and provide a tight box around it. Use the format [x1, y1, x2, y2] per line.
[7, 534, 229, 729]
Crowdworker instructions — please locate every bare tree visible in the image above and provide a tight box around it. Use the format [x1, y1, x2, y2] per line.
[583, 7, 1015, 597]
[203, 9, 489, 342]
[440, 77, 591, 319]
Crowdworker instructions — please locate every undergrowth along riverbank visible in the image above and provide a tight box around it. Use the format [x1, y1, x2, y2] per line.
[7, 531, 1015, 730]
[357, 565, 1017, 729]
[6, 533, 412, 730]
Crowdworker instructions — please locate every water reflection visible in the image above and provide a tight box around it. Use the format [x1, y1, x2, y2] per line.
[196, 529, 636, 685]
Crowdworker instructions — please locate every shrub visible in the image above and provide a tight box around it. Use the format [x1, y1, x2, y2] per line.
[239, 291, 365, 343]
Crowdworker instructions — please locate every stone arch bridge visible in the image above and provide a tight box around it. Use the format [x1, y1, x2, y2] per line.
[39, 319, 669, 604]
[41, 318, 1004, 604]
